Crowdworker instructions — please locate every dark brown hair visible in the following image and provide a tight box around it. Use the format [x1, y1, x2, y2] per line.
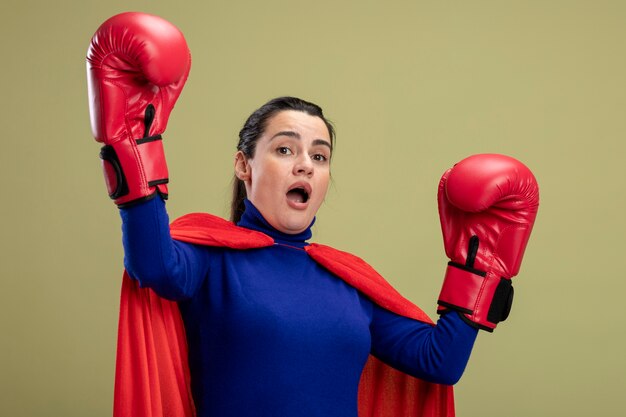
[231, 96, 335, 223]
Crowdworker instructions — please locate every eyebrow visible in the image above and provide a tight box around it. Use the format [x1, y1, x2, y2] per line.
[270, 130, 333, 150]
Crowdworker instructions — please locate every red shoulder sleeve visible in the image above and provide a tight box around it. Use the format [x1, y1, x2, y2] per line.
[170, 212, 273, 249]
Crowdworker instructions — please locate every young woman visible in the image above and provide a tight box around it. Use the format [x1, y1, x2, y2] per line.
[87, 12, 538, 417]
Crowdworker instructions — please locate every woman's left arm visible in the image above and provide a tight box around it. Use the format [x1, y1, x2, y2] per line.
[369, 306, 478, 385]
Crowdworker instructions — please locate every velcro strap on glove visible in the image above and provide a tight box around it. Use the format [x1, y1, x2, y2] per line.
[437, 263, 514, 332]
[100, 135, 169, 207]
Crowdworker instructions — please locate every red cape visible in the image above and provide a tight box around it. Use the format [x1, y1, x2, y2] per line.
[114, 213, 455, 417]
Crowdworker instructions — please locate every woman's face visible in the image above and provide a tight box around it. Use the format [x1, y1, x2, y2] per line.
[235, 110, 332, 234]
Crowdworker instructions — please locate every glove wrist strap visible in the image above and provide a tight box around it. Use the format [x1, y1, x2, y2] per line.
[437, 263, 514, 332]
[99, 134, 169, 207]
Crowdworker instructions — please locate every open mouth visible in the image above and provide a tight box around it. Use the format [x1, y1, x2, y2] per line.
[286, 185, 310, 204]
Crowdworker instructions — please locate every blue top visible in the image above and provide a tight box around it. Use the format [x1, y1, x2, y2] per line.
[120, 197, 477, 417]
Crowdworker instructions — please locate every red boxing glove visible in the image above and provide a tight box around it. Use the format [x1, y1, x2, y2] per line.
[436, 154, 539, 331]
[86, 12, 191, 207]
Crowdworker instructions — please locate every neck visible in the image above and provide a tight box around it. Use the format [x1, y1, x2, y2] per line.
[237, 199, 313, 248]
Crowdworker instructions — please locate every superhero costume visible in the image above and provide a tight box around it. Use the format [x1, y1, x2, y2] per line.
[85, 13, 535, 417]
[115, 197, 477, 417]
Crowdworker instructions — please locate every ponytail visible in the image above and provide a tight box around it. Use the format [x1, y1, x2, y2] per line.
[230, 177, 247, 223]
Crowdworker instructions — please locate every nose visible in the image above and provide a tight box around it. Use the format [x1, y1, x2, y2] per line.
[293, 154, 314, 177]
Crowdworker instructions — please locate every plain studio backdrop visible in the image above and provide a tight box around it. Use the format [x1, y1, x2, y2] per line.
[1, 1, 624, 416]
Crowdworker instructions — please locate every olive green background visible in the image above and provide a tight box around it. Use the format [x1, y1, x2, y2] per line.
[2, 0, 625, 416]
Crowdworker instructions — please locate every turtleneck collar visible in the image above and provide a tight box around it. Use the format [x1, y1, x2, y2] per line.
[237, 199, 314, 248]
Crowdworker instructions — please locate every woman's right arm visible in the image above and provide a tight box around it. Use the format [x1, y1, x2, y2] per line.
[120, 196, 211, 300]
[87, 14, 198, 299]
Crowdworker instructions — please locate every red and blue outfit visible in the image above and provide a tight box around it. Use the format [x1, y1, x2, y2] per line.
[117, 197, 477, 417]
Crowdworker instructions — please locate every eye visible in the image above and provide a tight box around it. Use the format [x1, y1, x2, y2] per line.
[311, 153, 329, 163]
[277, 146, 292, 155]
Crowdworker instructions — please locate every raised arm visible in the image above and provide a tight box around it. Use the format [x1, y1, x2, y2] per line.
[87, 13, 207, 299]
[372, 154, 539, 385]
